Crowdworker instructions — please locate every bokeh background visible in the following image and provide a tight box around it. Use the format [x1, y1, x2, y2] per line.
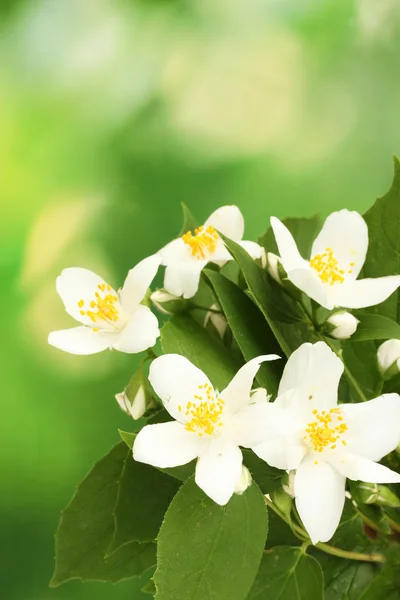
[2, 0, 400, 598]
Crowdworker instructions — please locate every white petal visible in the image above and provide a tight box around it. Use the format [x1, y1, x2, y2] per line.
[205, 205, 244, 240]
[133, 421, 204, 468]
[238, 240, 263, 259]
[220, 355, 281, 414]
[232, 402, 289, 448]
[48, 326, 118, 355]
[253, 436, 306, 471]
[119, 255, 161, 314]
[164, 261, 206, 298]
[340, 394, 400, 461]
[330, 453, 400, 484]
[311, 210, 368, 280]
[113, 305, 159, 354]
[332, 276, 400, 309]
[195, 442, 243, 505]
[288, 267, 333, 309]
[294, 456, 346, 544]
[158, 238, 195, 266]
[278, 342, 343, 414]
[56, 267, 120, 327]
[270, 217, 308, 271]
[149, 354, 213, 422]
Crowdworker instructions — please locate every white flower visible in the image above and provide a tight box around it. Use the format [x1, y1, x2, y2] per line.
[115, 387, 146, 420]
[377, 339, 400, 374]
[133, 353, 281, 505]
[252, 341, 400, 544]
[158, 205, 262, 299]
[271, 210, 400, 310]
[204, 304, 228, 339]
[48, 255, 161, 355]
[327, 311, 359, 340]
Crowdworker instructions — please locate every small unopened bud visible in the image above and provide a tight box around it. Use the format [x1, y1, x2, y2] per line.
[267, 252, 284, 283]
[116, 370, 156, 420]
[271, 487, 293, 517]
[377, 339, 400, 375]
[351, 481, 400, 508]
[204, 304, 228, 339]
[150, 289, 189, 315]
[234, 466, 252, 495]
[326, 311, 359, 340]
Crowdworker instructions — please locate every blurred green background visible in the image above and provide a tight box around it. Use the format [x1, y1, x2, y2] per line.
[2, 0, 400, 598]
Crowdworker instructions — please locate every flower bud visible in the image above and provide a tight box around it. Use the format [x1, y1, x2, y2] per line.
[204, 304, 228, 339]
[282, 470, 295, 498]
[150, 289, 189, 315]
[116, 370, 156, 420]
[351, 481, 400, 508]
[234, 466, 252, 495]
[326, 311, 359, 340]
[267, 252, 284, 283]
[377, 339, 400, 375]
[271, 487, 293, 517]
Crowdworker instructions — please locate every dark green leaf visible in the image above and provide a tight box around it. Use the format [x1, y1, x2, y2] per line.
[247, 546, 324, 600]
[363, 157, 400, 322]
[50, 443, 156, 587]
[154, 478, 268, 600]
[242, 449, 284, 494]
[352, 313, 400, 342]
[109, 456, 180, 550]
[341, 341, 382, 401]
[142, 577, 157, 595]
[358, 548, 400, 600]
[204, 269, 283, 395]
[266, 509, 300, 548]
[179, 202, 199, 236]
[161, 314, 241, 391]
[259, 215, 322, 259]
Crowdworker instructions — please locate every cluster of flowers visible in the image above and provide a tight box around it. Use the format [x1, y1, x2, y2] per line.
[48, 206, 400, 545]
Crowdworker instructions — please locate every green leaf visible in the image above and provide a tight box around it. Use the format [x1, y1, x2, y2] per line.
[259, 215, 322, 259]
[358, 548, 400, 600]
[220, 234, 313, 357]
[142, 577, 157, 595]
[119, 429, 136, 449]
[341, 341, 382, 401]
[204, 269, 283, 395]
[50, 443, 156, 587]
[109, 455, 181, 550]
[363, 157, 400, 321]
[247, 546, 324, 600]
[242, 449, 284, 495]
[154, 477, 268, 600]
[179, 202, 199, 236]
[161, 313, 241, 391]
[351, 313, 400, 342]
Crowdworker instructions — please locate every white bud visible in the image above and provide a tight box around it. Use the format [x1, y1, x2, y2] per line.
[327, 311, 359, 339]
[204, 304, 228, 339]
[377, 339, 400, 373]
[267, 252, 283, 283]
[150, 289, 187, 315]
[282, 470, 295, 498]
[234, 466, 252, 495]
[115, 385, 147, 420]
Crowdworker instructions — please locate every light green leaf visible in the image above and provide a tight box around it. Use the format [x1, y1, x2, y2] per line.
[204, 269, 283, 395]
[119, 429, 136, 449]
[109, 455, 181, 551]
[161, 313, 241, 391]
[247, 546, 324, 600]
[363, 157, 400, 321]
[50, 443, 156, 587]
[351, 313, 400, 342]
[179, 202, 199, 236]
[259, 215, 322, 259]
[154, 477, 268, 600]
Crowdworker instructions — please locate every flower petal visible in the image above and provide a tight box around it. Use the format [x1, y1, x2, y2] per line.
[294, 456, 346, 544]
[238, 240, 263, 259]
[270, 217, 308, 271]
[149, 354, 213, 422]
[48, 326, 118, 355]
[288, 267, 332, 309]
[332, 276, 400, 309]
[220, 355, 281, 414]
[113, 305, 159, 354]
[56, 267, 120, 327]
[158, 238, 194, 266]
[205, 205, 244, 240]
[133, 421, 204, 468]
[253, 436, 306, 471]
[277, 342, 343, 414]
[119, 255, 161, 314]
[340, 394, 400, 461]
[330, 453, 400, 484]
[195, 441, 243, 505]
[164, 261, 206, 299]
[232, 402, 289, 448]
[311, 210, 368, 279]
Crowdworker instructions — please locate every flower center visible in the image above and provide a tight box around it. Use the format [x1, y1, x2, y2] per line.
[310, 247, 354, 286]
[77, 283, 120, 326]
[304, 408, 348, 453]
[182, 225, 219, 259]
[179, 382, 225, 436]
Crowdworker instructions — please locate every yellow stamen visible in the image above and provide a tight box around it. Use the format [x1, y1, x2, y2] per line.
[77, 282, 119, 324]
[182, 225, 219, 259]
[185, 382, 224, 436]
[304, 407, 348, 453]
[310, 247, 345, 286]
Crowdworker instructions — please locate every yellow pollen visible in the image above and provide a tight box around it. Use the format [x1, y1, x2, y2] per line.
[314, 460, 318, 465]
[182, 225, 219, 259]
[185, 383, 224, 436]
[77, 282, 119, 324]
[78, 300, 84, 308]
[304, 408, 348, 453]
[310, 247, 345, 286]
